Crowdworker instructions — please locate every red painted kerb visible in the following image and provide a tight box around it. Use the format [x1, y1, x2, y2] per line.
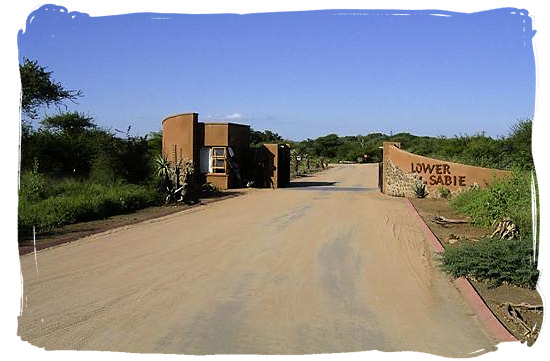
[404, 198, 517, 343]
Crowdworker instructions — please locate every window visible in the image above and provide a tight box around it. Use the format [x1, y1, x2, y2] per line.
[211, 147, 226, 173]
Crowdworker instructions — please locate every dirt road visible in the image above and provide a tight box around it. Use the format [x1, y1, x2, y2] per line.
[18, 164, 500, 356]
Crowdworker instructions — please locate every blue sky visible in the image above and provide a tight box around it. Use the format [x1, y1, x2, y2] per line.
[18, 5, 536, 140]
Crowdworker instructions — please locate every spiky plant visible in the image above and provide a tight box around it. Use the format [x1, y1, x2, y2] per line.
[154, 154, 172, 187]
[154, 155, 196, 204]
[413, 179, 429, 198]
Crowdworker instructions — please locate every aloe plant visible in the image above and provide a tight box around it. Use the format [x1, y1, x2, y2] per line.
[413, 179, 429, 198]
[154, 154, 172, 186]
[154, 154, 196, 204]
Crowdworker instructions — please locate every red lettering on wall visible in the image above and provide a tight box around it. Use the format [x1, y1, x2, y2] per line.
[409, 162, 467, 187]
[422, 163, 435, 173]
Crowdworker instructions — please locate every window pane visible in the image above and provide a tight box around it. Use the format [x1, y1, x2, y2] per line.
[213, 148, 225, 157]
[213, 159, 225, 168]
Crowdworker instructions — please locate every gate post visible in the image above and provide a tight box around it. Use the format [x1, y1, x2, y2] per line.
[381, 142, 401, 194]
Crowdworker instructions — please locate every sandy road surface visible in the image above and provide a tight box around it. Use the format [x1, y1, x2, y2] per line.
[18, 164, 499, 356]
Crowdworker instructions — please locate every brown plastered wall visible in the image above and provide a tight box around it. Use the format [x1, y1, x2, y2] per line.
[264, 144, 279, 188]
[162, 113, 199, 165]
[204, 123, 229, 147]
[206, 174, 229, 190]
[260, 143, 290, 189]
[383, 142, 511, 197]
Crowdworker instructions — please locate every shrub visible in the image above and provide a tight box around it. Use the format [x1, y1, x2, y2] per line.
[442, 169, 539, 289]
[451, 171, 533, 238]
[19, 159, 46, 202]
[440, 238, 539, 289]
[18, 181, 161, 236]
[505, 119, 534, 171]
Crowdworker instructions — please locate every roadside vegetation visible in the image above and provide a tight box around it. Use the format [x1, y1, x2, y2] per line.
[19, 59, 164, 238]
[440, 168, 538, 289]
[434, 122, 538, 289]
[19, 116, 163, 237]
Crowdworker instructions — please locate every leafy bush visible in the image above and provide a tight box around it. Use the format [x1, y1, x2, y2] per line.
[440, 238, 539, 289]
[19, 159, 46, 202]
[451, 171, 533, 238]
[442, 169, 538, 289]
[18, 180, 161, 236]
[505, 119, 534, 171]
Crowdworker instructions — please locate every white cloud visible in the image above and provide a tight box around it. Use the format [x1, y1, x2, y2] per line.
[224, 112, 243, 120]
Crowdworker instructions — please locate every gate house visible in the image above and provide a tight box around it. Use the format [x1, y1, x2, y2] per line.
[162, 112, 290, 190]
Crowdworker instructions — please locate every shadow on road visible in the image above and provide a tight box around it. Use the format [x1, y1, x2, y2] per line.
[287, 181, 337, 188]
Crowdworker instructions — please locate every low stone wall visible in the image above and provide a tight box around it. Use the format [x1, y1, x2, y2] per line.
[382, 142, 511, 198]
[384, 159, 421, 197]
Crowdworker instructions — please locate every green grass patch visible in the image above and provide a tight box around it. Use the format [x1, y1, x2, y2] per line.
[18, 178, 161, 236]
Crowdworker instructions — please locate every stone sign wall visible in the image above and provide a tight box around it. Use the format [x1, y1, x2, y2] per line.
[381, 142, 511, 198]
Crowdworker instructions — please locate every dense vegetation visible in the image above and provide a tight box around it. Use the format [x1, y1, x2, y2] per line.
[19, 175, 160, 234]
[19, 120, 163, 237]
[423, 121, 537, 289]
[451, 171, 534, 232]
[439, 169, 539, 289]
[18, 59, 163, 237]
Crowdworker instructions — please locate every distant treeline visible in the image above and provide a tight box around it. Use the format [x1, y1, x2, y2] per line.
[275, 119, 533, 171]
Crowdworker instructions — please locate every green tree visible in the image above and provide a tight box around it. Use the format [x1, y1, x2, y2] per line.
[34, 112, 97, 177]
[19, 58, 82, 120]
[41, 111, 96, 135]
[314, 134, 341, 159]
[250, 129, 284, 148]
[19, 59, 85, 172]
[147, 131, 163, 155]
[505, 119, 533, 170]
